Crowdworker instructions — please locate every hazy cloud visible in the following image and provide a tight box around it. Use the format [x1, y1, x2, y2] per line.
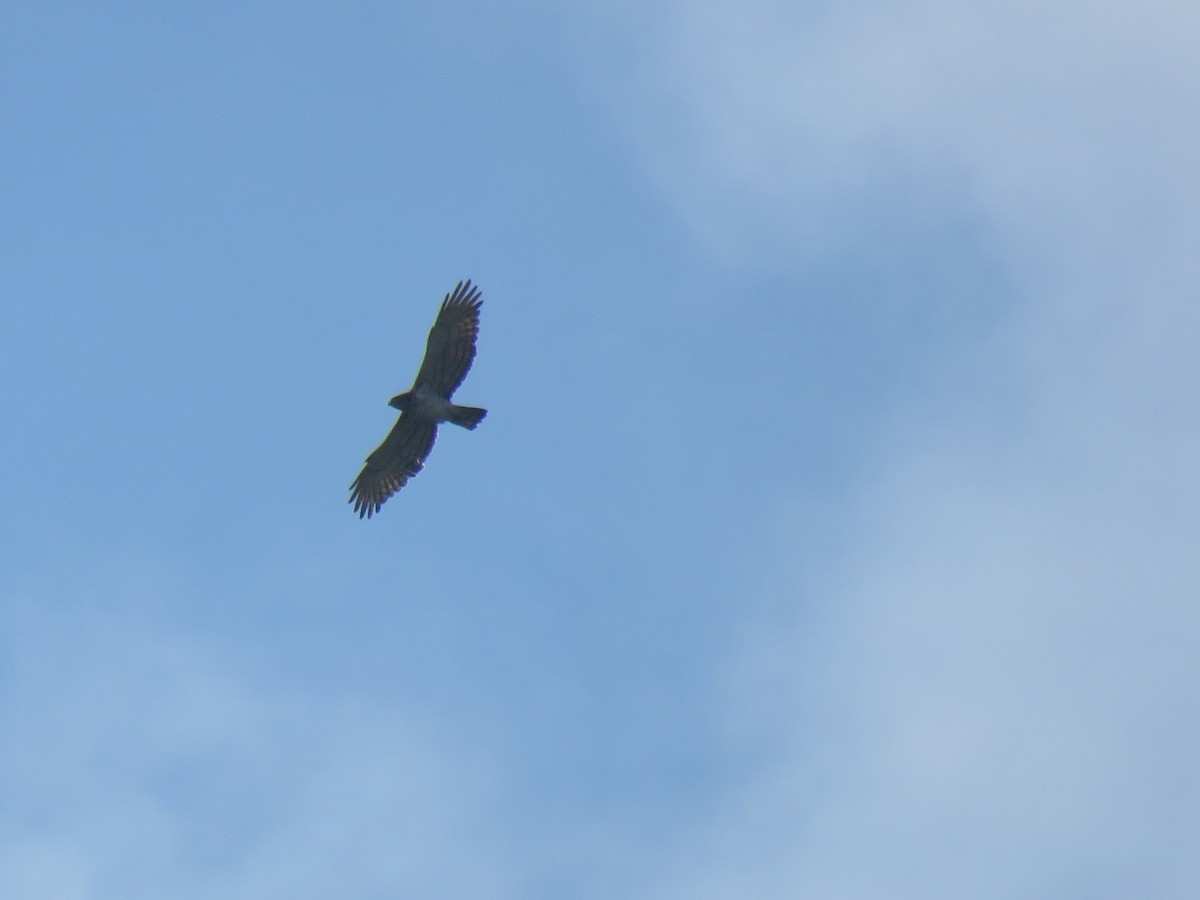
[591, 0, 1200, 896]
[0, 593, 511, 900]
[596, 0, 1200, 268]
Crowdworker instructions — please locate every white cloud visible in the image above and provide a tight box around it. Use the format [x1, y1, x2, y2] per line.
[659, 379, 1200, 896]
[0, 594, 513, 900]
[595, 0, 1200, 268]
[588, 0, 1200, 896]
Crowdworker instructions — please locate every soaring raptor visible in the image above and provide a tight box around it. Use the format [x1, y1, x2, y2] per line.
[349, 280, 487, 518]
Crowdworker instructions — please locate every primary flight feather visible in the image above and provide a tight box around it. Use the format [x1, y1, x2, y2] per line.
[349, 280, 487, 518]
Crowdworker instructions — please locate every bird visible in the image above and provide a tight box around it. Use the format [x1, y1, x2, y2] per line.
[349, 280, 487, 518]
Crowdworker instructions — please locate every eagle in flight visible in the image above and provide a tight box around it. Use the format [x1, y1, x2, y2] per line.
[349, 280, 487, 518]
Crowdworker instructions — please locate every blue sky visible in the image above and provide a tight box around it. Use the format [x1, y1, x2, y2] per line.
[2, 2, 1198, 897]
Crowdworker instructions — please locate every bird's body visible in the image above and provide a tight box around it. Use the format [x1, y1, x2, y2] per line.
[349, 280, 486, 518]
[390, 385, 482, 426]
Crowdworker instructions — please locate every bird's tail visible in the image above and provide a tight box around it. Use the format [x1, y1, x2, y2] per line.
[449, 405, 487, 429]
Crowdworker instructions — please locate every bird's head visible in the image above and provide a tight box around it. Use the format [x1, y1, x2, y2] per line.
[388, 392, 412, 411]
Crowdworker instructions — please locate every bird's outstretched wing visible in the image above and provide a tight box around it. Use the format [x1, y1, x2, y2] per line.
[412, 280, 482, 399]
[348, 417, 438, 518]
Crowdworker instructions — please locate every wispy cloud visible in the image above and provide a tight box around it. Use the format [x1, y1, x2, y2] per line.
[0, 591, 513, 900]
[595, 0, 1200, 268]
[589, 0, 1200, 896]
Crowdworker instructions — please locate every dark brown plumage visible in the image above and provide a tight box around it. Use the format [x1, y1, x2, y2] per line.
[349, 280, 487, 518]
